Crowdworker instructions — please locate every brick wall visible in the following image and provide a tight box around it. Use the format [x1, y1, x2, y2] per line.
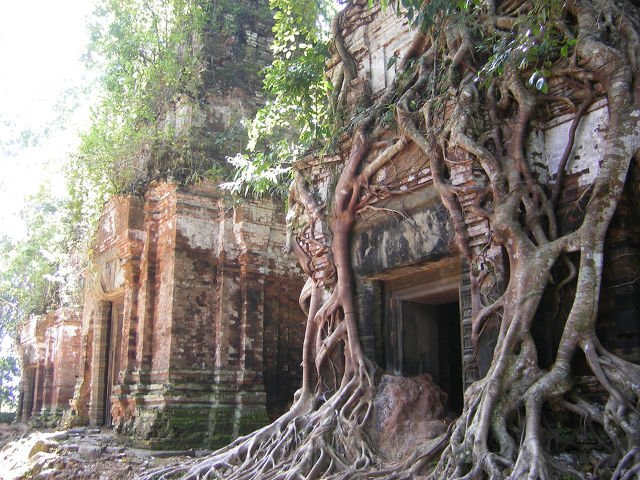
[68, 181, 305, 448]
[17, 309, 82, 426]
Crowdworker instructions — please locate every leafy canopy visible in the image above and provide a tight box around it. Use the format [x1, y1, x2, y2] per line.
[222, 0, 336, 197]
[0, 187, 80, 341]
[79, 0, 210, 197]
[0, 356, 19, 412]
[379, 0, 576, 93]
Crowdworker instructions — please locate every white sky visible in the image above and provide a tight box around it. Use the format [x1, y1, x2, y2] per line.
[0, 0, 96, 240]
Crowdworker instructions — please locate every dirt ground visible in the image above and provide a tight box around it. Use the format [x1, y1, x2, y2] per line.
[0, 423, 205, 480]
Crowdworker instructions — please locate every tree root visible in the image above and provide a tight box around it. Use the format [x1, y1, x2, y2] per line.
[139, 1, 640, 479]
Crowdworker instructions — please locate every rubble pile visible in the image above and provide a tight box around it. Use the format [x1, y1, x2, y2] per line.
[0, 426, 204, 480]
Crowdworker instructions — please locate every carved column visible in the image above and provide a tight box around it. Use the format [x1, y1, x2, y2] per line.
[117, 237, 144, 386]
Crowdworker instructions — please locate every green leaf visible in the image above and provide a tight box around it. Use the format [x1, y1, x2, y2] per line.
[386, 54, 399, 70]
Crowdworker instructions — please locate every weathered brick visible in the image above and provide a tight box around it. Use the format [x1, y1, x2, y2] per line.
[17, 179, 306, 448]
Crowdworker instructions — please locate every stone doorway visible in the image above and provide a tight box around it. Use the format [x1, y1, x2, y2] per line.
[383, 258, 463, 412]
[93, 299, 123, 426]
[105, 300, 123, 426]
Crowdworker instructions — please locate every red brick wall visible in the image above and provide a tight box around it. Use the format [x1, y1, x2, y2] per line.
[17, 309, 82, 422]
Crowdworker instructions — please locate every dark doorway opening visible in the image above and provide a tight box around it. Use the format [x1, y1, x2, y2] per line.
[400, 301, 463, 411]
[102, 299, 123, 426]
[382, 259, 464, 413]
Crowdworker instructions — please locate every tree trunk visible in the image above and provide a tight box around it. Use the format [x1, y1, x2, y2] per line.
[139, 1, 640, 478]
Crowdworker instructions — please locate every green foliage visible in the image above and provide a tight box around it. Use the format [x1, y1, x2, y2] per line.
[476, 0, 576, 92]
[374, 0, 573, 96]
[60, 0, 228, 298]
[0, 187, 84, 414]
[74, 0, 337, 198]
[0, 188, 80, 342]
[374, 0, 461, 28]
[79, 0, 211, 196]
[224, 145, 298, 198]
[0, 355, 19, 412]
[265, 0, 334, 145]
[222, 0, 335, 197]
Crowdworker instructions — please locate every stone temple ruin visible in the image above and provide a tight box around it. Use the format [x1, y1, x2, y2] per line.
[17, 183, 306, 448]
[15, 0, 640, 455]
[17, 309, 82, 427]
[16, 0, 307, 449]
[294, 0, 640, 443]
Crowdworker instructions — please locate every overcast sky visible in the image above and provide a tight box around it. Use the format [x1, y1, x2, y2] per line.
[0, 0, 96, 239]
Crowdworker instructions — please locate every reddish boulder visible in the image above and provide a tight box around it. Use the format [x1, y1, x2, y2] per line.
[369, 374, 449, 461]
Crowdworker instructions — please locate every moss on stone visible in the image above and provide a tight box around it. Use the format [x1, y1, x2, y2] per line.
[128, 407, 211, 449]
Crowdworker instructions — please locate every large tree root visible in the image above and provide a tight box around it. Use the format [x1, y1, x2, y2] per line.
[138, 0, 640, 478]
[139, 360, 376, 480]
